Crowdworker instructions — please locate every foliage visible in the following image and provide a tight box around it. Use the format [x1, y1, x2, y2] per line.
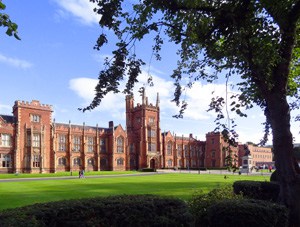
[188, 185, 243, 226]
[141, 168, 157, 172]
[0, 0, 20, 40]
[233, 180, 280, 202]
[0, 195, 193, 227]
[207, 199, 288, 227]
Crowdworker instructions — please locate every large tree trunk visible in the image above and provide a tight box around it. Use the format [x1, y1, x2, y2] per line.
[267, 93, 300, 227]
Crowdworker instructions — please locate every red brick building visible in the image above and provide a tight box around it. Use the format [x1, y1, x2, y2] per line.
[0, 94, 273, 173]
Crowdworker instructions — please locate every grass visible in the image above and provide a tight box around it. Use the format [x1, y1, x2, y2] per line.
[0, 172, 269, 211]
[0, 171, 138, 179]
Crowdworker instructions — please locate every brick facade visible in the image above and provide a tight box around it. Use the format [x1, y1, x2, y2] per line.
[0, 94, 273, 173]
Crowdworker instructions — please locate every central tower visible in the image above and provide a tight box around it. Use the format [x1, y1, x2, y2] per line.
[125, 89, 161, 170]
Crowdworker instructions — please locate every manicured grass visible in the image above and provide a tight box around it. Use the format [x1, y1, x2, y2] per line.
[0, 171, 138, 179]
[0, 173, 269, 211]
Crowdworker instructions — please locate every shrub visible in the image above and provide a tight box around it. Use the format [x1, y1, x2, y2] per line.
[141, 168, 156, 172]
[0, 195, 193, 227]
[207, 199, 288, 227]
[188, 185, 243, 226]
[233, 180, 280, 202]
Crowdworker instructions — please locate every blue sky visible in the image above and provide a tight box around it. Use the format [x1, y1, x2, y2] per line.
[0, 0, 299, 144]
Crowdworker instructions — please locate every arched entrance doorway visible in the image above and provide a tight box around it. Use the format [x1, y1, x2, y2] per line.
[150, 158, 156, 169]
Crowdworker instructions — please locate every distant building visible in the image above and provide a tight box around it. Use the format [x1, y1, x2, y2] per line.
[0, 93, 273, 173]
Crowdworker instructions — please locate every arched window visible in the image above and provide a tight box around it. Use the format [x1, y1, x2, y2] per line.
[73, 157, 81, 166]
[117, 137, 124, 153]
[88, 158, 95, 166]
[117, 158, 124, 166]
[167, 141, 172, 155]
[58, 157, 66, 166]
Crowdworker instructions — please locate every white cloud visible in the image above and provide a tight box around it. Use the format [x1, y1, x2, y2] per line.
[0, 104, 12, 115]
[0, 54, 33, 69]
[54, 0, 101, 25]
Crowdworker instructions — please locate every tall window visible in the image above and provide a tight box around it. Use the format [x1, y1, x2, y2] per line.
[0, 134, 11, 147]
[0, 154, 11, 167]
[73, 136, 81, 152]
[177, 145, 182, 156]
[33, 134, 40, 147]
[59, 135, 66, 151]
[100, 138, 106, 153]
[212, 150, 216, 158]
[33, 155, 40, 167]
[73, 157, 81, 166]
[58, 157, 66, 166]
[87, 137, 95, 152]
[148, 129, 156, 137]
[167, 141, 172, 155]
[129, 143, 134, 153]
[31, 114, 40, 123]
[117, 158, 124, 166]
[148, 142, 156, 152]
[148, 117, 155, 124]
[167, 159, 173, 167]
[117, 137, 124, 153]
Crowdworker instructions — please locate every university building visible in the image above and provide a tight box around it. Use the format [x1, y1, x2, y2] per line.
[0, 92, 272, 173]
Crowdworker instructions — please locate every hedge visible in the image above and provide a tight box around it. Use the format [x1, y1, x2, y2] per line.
[233, 180, 280, 202]
[207, 199, 288, 227]
[0, 195, 193, 227]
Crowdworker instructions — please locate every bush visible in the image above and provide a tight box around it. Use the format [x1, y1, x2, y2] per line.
[233, 180, 280, 202]
[141, 168, 156, 172]
[188, 185, 243, 226]
[0, 195, 193, 227]
[207, 199, 288, 227]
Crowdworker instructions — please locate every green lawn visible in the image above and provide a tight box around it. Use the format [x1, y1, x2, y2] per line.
[0, 173, 269, 211]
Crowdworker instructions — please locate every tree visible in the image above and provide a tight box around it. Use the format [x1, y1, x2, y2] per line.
[85, 1, 300, 225]
[0, 0, 20, 40]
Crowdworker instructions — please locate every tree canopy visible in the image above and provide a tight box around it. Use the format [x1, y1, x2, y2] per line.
[86, 1, 300, 225]
[0, 0, 20, 40]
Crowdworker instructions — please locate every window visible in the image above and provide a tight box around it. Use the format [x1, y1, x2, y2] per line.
[148, 142, 156, 152]
[73, 157, 81, 166]
[31, 114, 40, 122]
[0, 134, 11, 147]
[100, 158, 107, 167]
[33, 155, 40, 167]
[87, 137, 95, 152]
[73, 136, 81, 152]
[117, 137, 124, 153]
[148, 117, 155, 124]
[148, 129, 156, 137]
[100, 138, 106, 153]
[177, 145, 182, 156]
[88, 158, 95, 166]
[167, 159, 173, 167]
[58, 157, 66, 166]
[33, 134, 40, 147]
[211, 139, 214, 144]
[129, 143, 134, 153]
[167, 141, 172, 155]
[0, 154, 11, 167]
[130, 158, 135, 167]
[212, 150, 216, 158]
[59, 135, 66, 151]
[117, 158, 124, 166]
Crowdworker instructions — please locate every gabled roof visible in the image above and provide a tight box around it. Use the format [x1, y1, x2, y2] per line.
[0, 115, 16, 124]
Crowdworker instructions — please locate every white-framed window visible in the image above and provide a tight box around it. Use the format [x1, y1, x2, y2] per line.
[0, 154, 11, 167]
[59, 135, 66, 151]
[33, 134, 40, 147]
[58, 157, 67, 166]
[167, 159, 173, 167]
[87, 137, 95, 152]
[73, 157, 81, 166]
[0, 134, 11, 147]
[117, 137, 124, 153]
[100, 138, 106, 153]
[31, 114, 40, 123]
[167, 141, 172, 155]
[148, 129, 156, 137]
[33, 155, 40, 167]
[117, 158, 124, 166]
[73, 136, 81, 152]
[88, 158, 95, 166]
